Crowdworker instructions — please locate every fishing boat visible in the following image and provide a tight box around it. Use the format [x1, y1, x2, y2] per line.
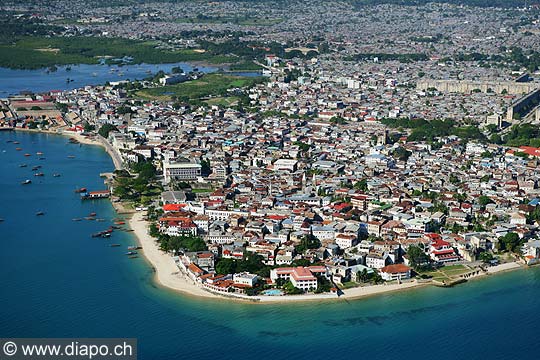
[34, 172, 44, 177]
[114, 221, 125, 225]
[95, 218, 105, 222]
[110, 244, 121, 247]
[13, 141, 19, 144]
[53, 173, 61, 177]
[127, 246, 141, 250]
[128, 255, 138, 259]
[72, 218, 82, 221]
[21, 179, 31, 185]
[67, 155, 75, 159]
[36, 152, 43, 156]
[36, 211, 45, 216]
[84, 217, 95, 221]
[15, 147, 22, 151]
[19, 164, 27, 168]
[89, 212, 97, 217]
[125, 251, 137, 256]
[101, 233, 111, 238]
[24, 153, 31, 157]
[74, 187, 87, 193]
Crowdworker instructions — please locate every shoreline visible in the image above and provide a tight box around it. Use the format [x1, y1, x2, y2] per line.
[127, 211, 431, 303]
[14, 127, 123, 170]
[12, 128, 531, 304]
[126, 208, 528, 304]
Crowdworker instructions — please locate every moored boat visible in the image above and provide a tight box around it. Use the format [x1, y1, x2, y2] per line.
[53, 173, 61, 177]
[34, 172, 44, 177]
[125, 251, 137, 256]
[15, 147, 22, 151]
[110, 244, 121, 247]
[72, 218, 82, 221]
[19, 164, 27, 168]
[36, 211, 45, 216]
[24, 153, 31, 157]
[21, 179, 31, 185]
[74, 187, 87, 193]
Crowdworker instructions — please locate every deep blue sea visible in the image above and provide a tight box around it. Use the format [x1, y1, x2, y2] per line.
[1, 131, 539, 360]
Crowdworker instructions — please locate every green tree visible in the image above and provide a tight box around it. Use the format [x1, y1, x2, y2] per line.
[498, 232, 522, 252]
[295, 233, 321, 254]
[407, 244, 431, 270]
[479, 251, 494, 263]
[98, 123, 118, 138]
[478, 195, 494, 207]
[357, 268, 370, 283]
[216, 258, 237, 275]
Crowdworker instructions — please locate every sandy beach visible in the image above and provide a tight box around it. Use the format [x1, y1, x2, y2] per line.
[487, 261, 522, 273]
[128, 212, 432, 303]
[127, 210, 527, 304]
[128, 211, 220, 299]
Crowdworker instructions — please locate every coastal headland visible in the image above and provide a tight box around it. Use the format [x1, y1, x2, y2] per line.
[12, 128, 529, 304]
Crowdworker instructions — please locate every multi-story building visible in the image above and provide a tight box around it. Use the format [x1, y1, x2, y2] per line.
[163, 160, 201, 182]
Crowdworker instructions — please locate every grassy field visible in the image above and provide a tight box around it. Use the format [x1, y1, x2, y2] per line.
[136, 73, 263, 101]
[0, 36, 235, 69]
[421, 264, 472, 282]
[204, 96, 241, 107]
[191, 188, 214, 194]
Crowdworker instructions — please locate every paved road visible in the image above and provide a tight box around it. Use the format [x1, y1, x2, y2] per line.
[96, 134, 124, 170]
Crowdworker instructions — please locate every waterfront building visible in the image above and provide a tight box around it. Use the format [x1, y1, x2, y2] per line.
[380, 264, 412, 281]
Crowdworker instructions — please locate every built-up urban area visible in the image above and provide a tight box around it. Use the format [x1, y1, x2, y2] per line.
[2, 0, 540, 300]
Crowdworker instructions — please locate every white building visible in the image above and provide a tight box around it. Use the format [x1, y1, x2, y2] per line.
[163, 160, 201, 182]
[380, 264, 412, 281]
[233, 272, 259, 287]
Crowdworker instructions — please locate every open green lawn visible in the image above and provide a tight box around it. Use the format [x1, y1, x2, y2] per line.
[421, 264, 471, 281]
[204, 96, 240, 107]
[191, 188, 214, 193]
[136, 73, 263, 101]
[0, 36, 235, 69]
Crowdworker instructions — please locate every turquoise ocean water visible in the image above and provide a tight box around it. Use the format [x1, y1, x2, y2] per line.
[1, 131, 539, 360]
